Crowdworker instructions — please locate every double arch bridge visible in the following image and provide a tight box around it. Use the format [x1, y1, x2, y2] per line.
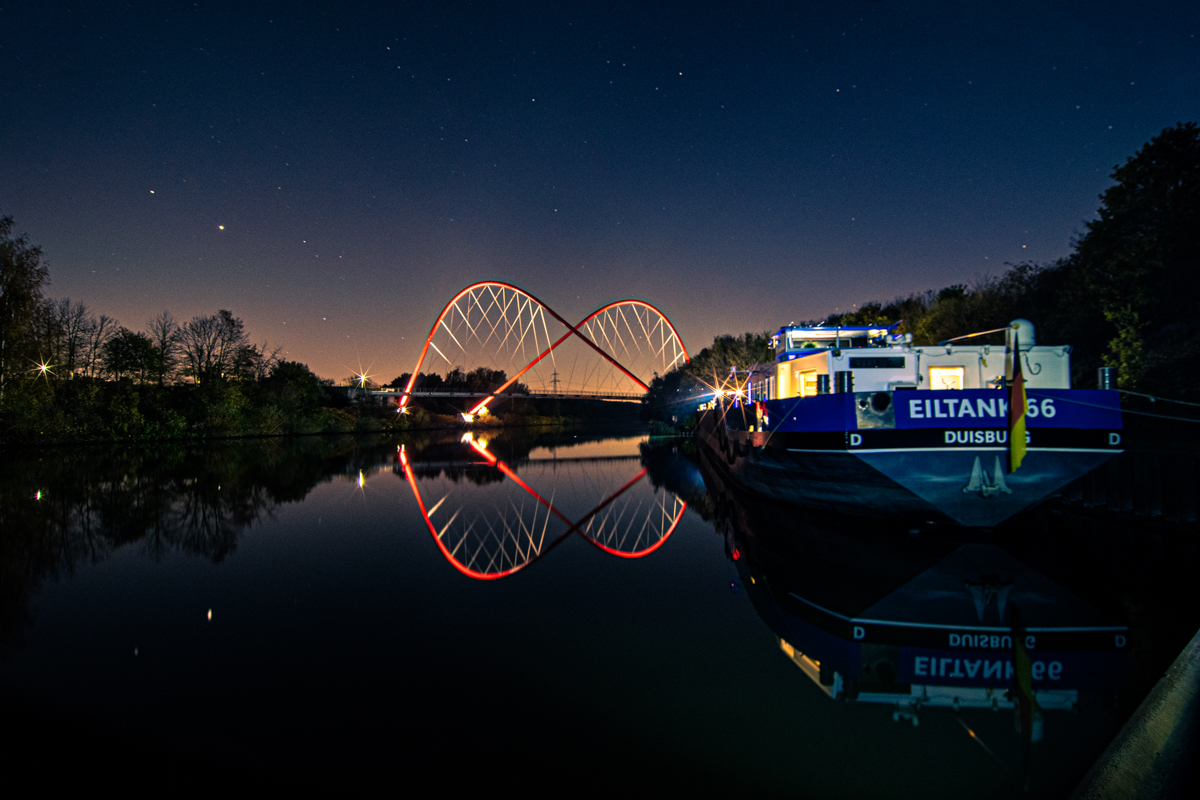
[385, 282, 689, 417]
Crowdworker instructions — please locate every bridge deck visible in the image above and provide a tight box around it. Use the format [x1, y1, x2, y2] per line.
[370, 389, 643, 401]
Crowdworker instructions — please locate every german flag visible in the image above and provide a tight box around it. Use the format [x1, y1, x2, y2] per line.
[1009, 331, 1027, 472]
[1010, 603, 1039, 791]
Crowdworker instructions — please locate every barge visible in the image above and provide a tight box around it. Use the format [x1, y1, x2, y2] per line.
[696, 319, 1123, 527]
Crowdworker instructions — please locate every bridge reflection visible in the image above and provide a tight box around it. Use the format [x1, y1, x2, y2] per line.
[400, 436, 687, 579]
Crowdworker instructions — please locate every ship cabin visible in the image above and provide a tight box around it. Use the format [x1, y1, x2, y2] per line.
[754, 319, 1072, 401]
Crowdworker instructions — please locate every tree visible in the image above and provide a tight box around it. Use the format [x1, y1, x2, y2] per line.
[262, 361, 326, 407]
[0, 215, 49, 401]
[684, 332, 774, 381]
[1065, 122, 1200, 391]
[55, 299, 96, 377]
[25, 297, 99, 380]
[103, 328, 156, 382]
[29, 299, 65, 377]
[641, 332, 773, 423]
[226, 339, 280, 382]
[83, 314, 119, 379]
[146, 310, 181, 385]
[179, 310, 250, 384]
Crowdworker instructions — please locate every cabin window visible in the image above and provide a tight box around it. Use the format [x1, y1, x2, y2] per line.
[795, 368, 819, 397]
[850, 357, 905, 369]
[929, 366, 965, 390]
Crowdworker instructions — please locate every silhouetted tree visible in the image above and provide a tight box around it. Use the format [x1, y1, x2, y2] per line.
[0, 215, 48, 401]
[103, 328, 155, 381]
[83, 314, 119, 379]
[260, 361, 327, 410]
[55, 299, 95, 377]
[642, 332, 772, 423]
[146, 310, 181, 385]
[231, 342, 280, 381]
[1064, 122, 1200, 391]
[179, 310, 249, 384]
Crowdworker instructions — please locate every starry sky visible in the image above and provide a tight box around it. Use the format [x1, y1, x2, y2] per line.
[2, 1, 1197, 382]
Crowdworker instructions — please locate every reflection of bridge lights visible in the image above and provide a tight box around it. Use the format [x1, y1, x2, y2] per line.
[461, 432, 492, 450]
[466, 438, 498, 464]
[402, 442, 687, 580]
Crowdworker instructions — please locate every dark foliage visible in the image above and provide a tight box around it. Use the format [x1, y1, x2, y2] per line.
[641, 332, 773, 424]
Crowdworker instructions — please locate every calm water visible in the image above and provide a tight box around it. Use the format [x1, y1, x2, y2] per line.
[1, 430, 1197, 796]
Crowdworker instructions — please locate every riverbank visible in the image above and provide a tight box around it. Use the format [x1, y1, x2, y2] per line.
[0, 371, 645, 447]
[1071, 625, 1200, 799]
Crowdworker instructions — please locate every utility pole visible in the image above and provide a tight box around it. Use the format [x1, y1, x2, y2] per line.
[550, 370, 560, 395]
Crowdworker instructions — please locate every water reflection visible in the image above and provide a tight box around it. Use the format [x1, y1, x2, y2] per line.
[400, 433, 687, 578]
[695, 451, 1130, 751]
[2, 431, 1194, 794]
[1, 428, 663, 649]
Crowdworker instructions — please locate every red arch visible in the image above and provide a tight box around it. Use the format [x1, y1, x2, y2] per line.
[401, 282, 688, 410]
[575, 298, 691, 363]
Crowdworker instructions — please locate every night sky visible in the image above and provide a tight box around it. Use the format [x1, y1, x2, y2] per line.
[3, 1, 1197, 382]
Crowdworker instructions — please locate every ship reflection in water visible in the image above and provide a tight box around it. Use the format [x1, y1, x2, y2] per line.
[699, 451, 1131, 761]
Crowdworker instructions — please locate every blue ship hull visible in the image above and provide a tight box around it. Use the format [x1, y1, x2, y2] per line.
[697, 388, 1123, 527]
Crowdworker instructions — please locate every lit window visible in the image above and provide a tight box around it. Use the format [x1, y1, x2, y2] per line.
[803, 372, 818, 396]
[930, 366, 965, 390]
[794, 368, 818, 397]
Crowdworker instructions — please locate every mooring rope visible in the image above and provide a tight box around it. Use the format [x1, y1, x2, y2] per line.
[1118, 389, 1200, 408]
[1026, 391, 1200, 424]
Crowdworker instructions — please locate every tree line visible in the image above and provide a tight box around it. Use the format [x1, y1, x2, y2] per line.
[1, 214, 282, 394]
[385, 367, 530, 395]
[29, 302, 279, 387]
[0, 217, 412, 443]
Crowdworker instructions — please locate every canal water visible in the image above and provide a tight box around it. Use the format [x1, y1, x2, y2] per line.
[1, 430, 1196, 796]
